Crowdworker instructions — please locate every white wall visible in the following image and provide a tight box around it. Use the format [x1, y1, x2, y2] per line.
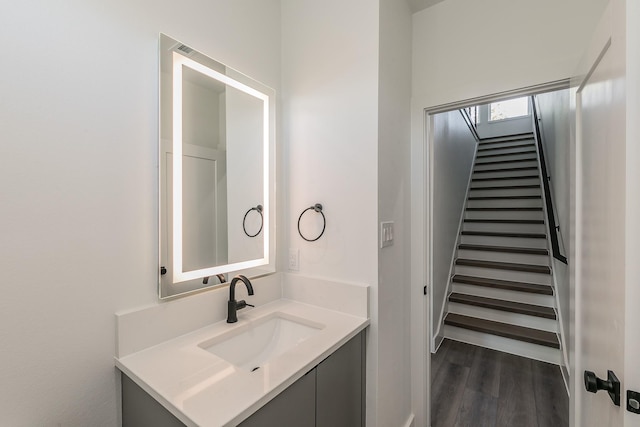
[225, 87, 265, 263]
[280, 1, 381, 424]
[280, 0, 378, 282]
[537, 90, 570, 248]
[0, 1, 280, 425]
[536, 90, 571, 363]
[378, 0, 414, 426]
[412, 0, 609, 108]
[282, 1, 416, 425]
[431, 111, 477, 340]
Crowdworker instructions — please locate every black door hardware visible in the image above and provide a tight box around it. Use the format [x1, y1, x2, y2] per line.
[628, 390, 640, 414]
[584, 370, 620, 406]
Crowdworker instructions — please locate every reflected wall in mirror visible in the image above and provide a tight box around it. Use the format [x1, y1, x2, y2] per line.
[159, 34, 276, 299]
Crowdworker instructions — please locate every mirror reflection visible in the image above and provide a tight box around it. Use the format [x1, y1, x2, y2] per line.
[159, 34, 275, 299]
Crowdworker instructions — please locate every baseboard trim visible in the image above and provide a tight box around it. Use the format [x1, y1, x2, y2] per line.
[560, 363, 570, 396]
[433, 334, 445, 353]
[402, 413, 415, 427]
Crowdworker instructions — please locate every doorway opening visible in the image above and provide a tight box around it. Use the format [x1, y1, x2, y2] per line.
[413, 81, 573, 426]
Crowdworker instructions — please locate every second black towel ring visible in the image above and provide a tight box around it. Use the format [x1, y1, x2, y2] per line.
[243, 205, 264, 237]
[298, 203, 325, 242]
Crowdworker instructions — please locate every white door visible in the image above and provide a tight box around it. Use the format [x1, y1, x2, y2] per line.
[573, 1, 640, 426]
[182, 151, 219, 271]
[162, 142, 227, 276]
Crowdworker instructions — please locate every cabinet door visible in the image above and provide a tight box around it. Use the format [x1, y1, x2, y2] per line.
[238, 369, 316, 427]
[316, 332, 364, 427]
[122, 374, 186, 427]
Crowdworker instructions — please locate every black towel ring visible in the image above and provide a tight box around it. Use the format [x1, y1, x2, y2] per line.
[298, 203, 325, 242]
[243, 205, 263, 237]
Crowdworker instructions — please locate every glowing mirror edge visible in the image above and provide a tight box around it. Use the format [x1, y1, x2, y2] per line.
[172, 52, 270, 284]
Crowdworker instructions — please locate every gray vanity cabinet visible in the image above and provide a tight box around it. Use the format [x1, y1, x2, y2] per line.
[121, 331, 365, 427]
[316, 331, 364, 427]
[122, 374, 184, 427]
[237, 368, 316, 427]
[240, 331, 364, 427]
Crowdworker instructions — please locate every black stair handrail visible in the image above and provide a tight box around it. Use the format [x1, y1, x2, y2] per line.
[530, 96, 568, 264]
[460, 108, 480, 142]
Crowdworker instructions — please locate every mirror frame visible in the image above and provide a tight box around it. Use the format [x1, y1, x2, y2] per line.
[159, 33, 276, 299]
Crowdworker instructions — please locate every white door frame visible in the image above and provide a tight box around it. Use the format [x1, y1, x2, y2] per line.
[410, 80, 570, 427]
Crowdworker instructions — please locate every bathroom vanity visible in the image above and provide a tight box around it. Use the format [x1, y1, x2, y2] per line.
[115, 274, 369, 427]
[121, 330, 364, 426]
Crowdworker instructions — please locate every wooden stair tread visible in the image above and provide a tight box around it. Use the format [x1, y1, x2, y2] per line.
[466, 207, 543, 211]
[452, 274, 553, 295]
[472, 175, 540, 182]
[476, 157, 538, 166]
[458, 244, 549, 255]
[474, 166, 538, 174]
[476, 149, 537, 159]
[477, 143, 535, 153]
[470, 184, 540, 190]
[463, 219, 544, 224]
[461, 231, 546, 239]
[444, 313, 560, 348]
[456, 258, 551, 274]
[468, 195, 541, 200]
[448, 293, 557, 319]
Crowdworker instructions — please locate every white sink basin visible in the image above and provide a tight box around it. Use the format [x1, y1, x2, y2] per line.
[199, 312, 324, 371]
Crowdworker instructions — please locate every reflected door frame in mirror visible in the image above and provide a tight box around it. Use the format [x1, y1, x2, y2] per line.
[159, 33, 276, 299]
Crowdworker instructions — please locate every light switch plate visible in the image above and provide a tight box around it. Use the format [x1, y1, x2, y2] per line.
[380, 221, 394, 248]
[288, 248, 300, 271]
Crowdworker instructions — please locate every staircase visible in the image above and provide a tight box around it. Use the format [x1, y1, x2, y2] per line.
[442, 132, 561, 364]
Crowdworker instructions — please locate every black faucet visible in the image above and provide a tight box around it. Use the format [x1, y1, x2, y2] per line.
[227, 275, 255, 323]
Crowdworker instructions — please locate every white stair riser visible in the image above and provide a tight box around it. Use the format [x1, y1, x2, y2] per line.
[471, 177, 540, 188]
[456, 249, 550, 266]
[451, 283, 555, 306]
[479, 137, 534, 148]
[477, 144, 536, 157]
[447, 302, 558, 332]
[460, 235, 547, 248]
[469, 187, 541, 198]
[475, 160, 538, 171]
[465, 210, 544, 220]
[463, 222, 547, 234]
[473, 170, 539, 180]
[476, 152, 538, 164]
[454, 265, 552, 285]
[460, 234, 548, 248]
[443, 326, 561, 365]
[467, 198, 543, 209]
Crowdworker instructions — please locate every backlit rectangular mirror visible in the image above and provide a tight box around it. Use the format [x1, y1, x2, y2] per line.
[159, 34, 276, 299]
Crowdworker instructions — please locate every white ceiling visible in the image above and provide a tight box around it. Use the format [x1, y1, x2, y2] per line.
[407, 0, 447, 14]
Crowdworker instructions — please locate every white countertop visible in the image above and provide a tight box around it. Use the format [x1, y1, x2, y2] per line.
[116, 298, 369, 426]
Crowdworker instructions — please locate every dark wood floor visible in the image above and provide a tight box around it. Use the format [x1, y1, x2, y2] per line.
[431, 339, 568, 427]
